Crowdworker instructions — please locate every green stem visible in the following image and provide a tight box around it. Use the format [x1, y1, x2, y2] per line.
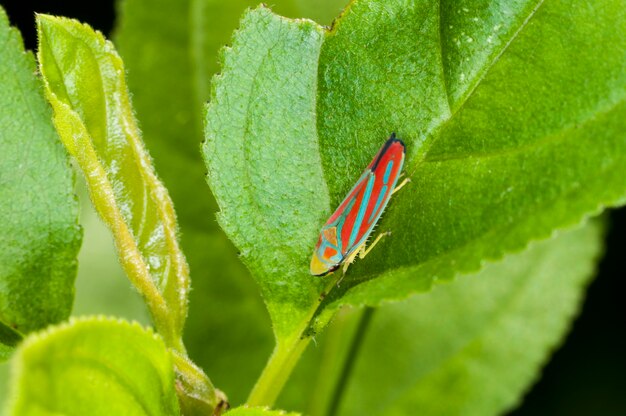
[67, 118, 180, 348]
[246, 335, 312, 407]
[247, 275, 342, 407]
[327, 307, 374, 416]
[306, 307, 361, 416]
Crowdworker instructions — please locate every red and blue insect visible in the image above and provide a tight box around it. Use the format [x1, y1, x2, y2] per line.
[310, 134, 408, 276]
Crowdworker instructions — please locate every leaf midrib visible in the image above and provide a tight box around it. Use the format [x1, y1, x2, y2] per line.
[239, 40, 284, 249]
[320, 1, 550, 304]
[416, 0, 546, 169]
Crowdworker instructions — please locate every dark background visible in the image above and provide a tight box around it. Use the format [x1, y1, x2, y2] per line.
[2, 1, 624, 414]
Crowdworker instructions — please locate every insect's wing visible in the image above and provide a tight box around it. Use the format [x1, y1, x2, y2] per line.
[312, 135, 405, 275]
[324, 169, 373, 256]
[339, 137, 405, 257]
[361, 138, 405, 236]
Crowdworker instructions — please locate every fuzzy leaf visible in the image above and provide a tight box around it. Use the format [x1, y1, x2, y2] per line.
[113, 0, 285, 404]
[6, 317, 179, 416]
[0, 7, 81, 351]
[36, 14, 189, 348]
[280, 220, 604, 415]
[204, 7, 329, 340]
[114, 0, 346, 404]
[204, 0, 626, 340]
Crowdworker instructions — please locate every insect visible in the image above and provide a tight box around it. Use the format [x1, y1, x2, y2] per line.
[310, 133, 408, 276]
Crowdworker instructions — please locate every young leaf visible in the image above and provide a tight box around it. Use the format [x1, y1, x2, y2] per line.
[36, 15, 225, 413]
[280, 220, 604, 415]
[6, 317, 179, 416]
[0, 7, 81, 349]
[36, 14, 188, 351]
[114, 0, 284, 404]
[204, 0, 625, 405]
[115, 0, 348, 405]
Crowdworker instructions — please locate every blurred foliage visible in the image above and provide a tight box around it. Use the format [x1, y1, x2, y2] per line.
[280, 221, 603, 415]
[0, 6, 81, 350]
[114, 0, 348, 405]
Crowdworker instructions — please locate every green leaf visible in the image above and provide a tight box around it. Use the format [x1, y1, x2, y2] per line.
[113, 0, 282, 404]
[226, 407, 299, 416]
[318, 0, 626, 310]
[204, 0, 625, 405]
[6, 317, 179, 416]
[280, 220, 604, 415]
[0, 7, 81, 349]
[36, 14, 189, 351]
[205, 6, 328, 339]
[114, 0, 328, 405]
[115, 0, 348, 406]
[36, 15, 225, 413]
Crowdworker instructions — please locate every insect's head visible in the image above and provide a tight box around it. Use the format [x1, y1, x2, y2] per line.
[310, 226, 342, 276]
[310, 250, 339, 276]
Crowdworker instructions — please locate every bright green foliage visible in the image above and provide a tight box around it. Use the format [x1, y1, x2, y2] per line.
[36, 14, 189, 349]
[204, 0, 626, 339]
[114, 0, 347, 404]
[281, 220, 603, 415]
[72, 186, 149, 323]
[0, 7, 81, 350]
[318, 0, 626, 307]
[114, 0, 282, 404]
[6, 317, 179, 416]
[204, 7, 329, 339]
[226, 407, 299, 416]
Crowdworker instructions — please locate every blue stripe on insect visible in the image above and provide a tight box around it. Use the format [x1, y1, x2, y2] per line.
[383, 160, 394, 183]
[368, 160, 394, 223]
[309, 134, 406, 277]
[368, 185, 387, 223]
[348, 174, 376, 248]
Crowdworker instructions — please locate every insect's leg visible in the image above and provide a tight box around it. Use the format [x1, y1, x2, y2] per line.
[359, 231, 392, 259]
[341, 248, 360, 276]
[392, 178, 411, 195]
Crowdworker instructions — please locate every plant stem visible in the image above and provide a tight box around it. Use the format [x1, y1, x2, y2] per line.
[247, 275, 342, 407]
[327, 307, 374, 416]
[247, 335, 311, 407]
[306, 307, 360, 416]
